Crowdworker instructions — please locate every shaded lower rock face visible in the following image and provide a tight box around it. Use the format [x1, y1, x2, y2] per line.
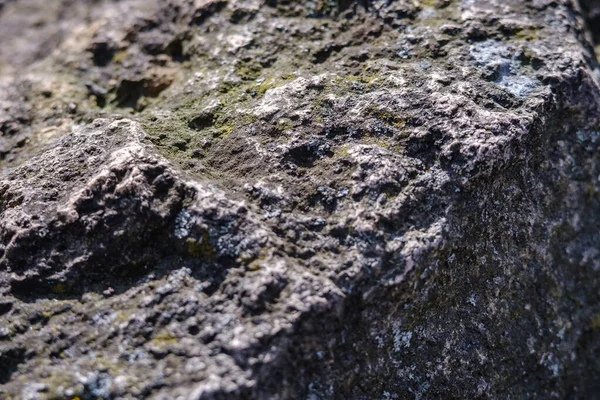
[1, 0, 600, 399]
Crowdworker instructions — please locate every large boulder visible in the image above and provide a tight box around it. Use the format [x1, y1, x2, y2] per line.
[1, 0, 600, 398]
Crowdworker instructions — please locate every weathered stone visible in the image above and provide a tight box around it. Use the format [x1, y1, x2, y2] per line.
[1, 0, 600, 399]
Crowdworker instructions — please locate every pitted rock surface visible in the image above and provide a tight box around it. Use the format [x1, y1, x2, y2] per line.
[1, 0, 600, 399]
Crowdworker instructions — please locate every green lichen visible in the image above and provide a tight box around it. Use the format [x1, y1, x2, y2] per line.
[112, 50, 129, 64]
[364, 105, 408, 129]
[41, 372, 81, 400]
[151, 332, 178, 347]
[418, 0, 460, 28]
[275, 118, 293, 134]
[252, 74, 296, 98]
[234, 60, 263, 81]
[591, 313, 600, 330]
[186, 232, 213, 259]
[336, 145, 350, 158]
[513, 27, 543, 42]
[50, 283, 73, 295]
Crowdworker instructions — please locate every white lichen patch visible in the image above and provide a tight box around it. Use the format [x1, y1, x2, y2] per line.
[470, 40, 537, 98]
[252, 74, 329, 119]
[393, 324, 413, 352]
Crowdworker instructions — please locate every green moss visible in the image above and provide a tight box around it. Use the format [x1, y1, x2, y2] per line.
[315, 0, 337, 15]
[241, 113, 259, 125]
[256, 79, 279, 97]
[112, 50, 128, 64]
[313, 97, 325, 113]
[51, 283, 72, 295]
[252, 74, 296, 98]
[331, 72, 382, 91]
[275, 118, 293, 134]
[138, 65, 296, 169]
[234, 60, 263, 81]
[42, 372, 81, 400]
[514, 28, 541, 42]
[214, 123, 234, 138]
[365, 105, 407, 129]
[151, 332, 178, 347]
[348, 73, 380, 87]
[591, 313, 600, 330]
[418, 0, 440, 7]
[336, 145, 350, 158]
[247, 260, 261, 272]
[245, 249, 271, 271]
[115, 312, 130, 323]
[186, 232, 213, 258]
[418, 0, 460, 23]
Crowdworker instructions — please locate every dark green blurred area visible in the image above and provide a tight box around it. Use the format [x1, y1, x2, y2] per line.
[582, 0, 600, 44]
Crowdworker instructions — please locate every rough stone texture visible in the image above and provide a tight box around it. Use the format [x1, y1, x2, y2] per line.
[1, 0, 600, 399]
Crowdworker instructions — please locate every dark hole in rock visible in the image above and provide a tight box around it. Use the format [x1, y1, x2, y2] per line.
[192, 0, 227, 25]
[313, 44, 345, 64]
[338, 0, 370, 11]
[266, 0, 368, 16]
[0, 347, 25, 384]
[283, 140, 333, 168]
[115, 80, 145, 109]
[0, 300, 12, 316]
[166, 38, 186, 62]
[113, 76, 175, 108]
[85, 82, 107, 108]
[10, 278, 81, 301]
[0, 121, 21, 136]
[581, 0, 600, 50]
[89, 40, 116, 67]
[188, 112, 215, 131]
[188, 324, 200, 335]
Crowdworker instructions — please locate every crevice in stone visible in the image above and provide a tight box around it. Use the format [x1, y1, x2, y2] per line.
[0, 347, 25, 385]
[581, 0, 600, 57]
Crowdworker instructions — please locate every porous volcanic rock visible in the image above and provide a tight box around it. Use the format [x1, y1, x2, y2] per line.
[1, 0, 600, 399]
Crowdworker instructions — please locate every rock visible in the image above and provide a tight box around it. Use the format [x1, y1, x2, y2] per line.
[1, 0, 600, 399]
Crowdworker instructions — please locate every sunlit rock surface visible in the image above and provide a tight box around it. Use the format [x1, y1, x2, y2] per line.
[1, 0, 600, 398]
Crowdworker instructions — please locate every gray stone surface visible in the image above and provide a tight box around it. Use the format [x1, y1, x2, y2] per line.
[1, 0, 600, 398]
